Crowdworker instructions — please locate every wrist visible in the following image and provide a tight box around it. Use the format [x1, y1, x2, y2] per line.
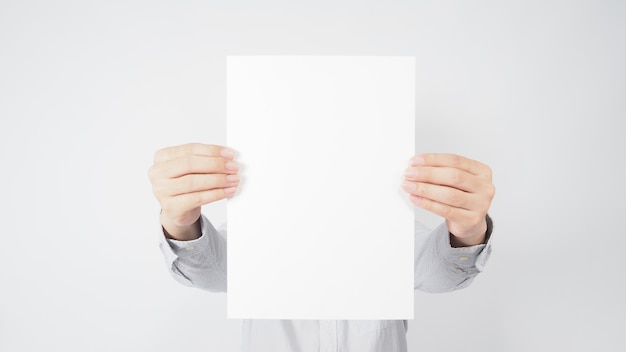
[449, 215, 492, 248]
[160, 212, 202, 241]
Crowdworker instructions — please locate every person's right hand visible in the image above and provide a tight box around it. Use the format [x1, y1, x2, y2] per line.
[148, 143, 240, 240]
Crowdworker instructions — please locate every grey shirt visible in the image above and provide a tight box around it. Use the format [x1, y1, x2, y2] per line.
[159, 214, 493, 352]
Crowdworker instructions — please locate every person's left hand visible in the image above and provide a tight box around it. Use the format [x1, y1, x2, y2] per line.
[401, 153, 495, 247]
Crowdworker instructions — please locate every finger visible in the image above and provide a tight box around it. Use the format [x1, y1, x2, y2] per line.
[402, 180, 476, 210]
[408, 194, 474, 224]
[154, 143, 235, 163]
[410, 153, 491, 179]
[151, 155, 239, 179]
[161, 187, 238, 215]
[154, 173, 240, 197]
[404, 166, 483, 193]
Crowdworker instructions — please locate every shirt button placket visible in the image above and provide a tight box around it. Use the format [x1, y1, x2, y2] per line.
[319, 320, 338, 352]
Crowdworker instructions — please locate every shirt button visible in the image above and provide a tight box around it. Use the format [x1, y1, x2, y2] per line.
[186, 246, 195, 251]
[459, 256, 469, 261]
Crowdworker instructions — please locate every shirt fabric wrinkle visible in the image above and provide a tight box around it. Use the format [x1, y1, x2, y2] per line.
[159, 214, 493, 352]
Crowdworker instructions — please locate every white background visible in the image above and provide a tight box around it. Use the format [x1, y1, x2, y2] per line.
[0, 1, 624, 351]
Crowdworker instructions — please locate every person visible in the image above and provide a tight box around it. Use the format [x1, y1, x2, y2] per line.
[148, 143, 495, 352]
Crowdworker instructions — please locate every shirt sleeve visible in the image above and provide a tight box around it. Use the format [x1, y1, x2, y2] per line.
[414, 215, 493, 293]
[158, 214, 227, 293]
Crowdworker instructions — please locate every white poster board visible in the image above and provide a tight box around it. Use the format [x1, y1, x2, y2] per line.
[227, 56, 415, 319]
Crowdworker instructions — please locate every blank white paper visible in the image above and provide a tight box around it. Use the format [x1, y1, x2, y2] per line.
[227, 56, 415, 320]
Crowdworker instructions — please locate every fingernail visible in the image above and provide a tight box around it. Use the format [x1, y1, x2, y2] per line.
[401, 180, 415, 191]
[404, 168, 419, 178]
[226, 174, 240, 183]
[226, 161, 239, 171]
[224, 186, 237, 195]
[221, 148, 235, 158]
[410, 155, 425, 166]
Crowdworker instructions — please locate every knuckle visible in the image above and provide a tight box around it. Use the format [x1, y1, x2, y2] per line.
[153, 148, 166, 163]
[426, 200, 438, 213]
[147, 165, 165, 183]
[418, 167, 429, 181]
[415, 183, 426, 197]
[412, 195, 425, 206]
[152, 181, 167, 197]
[447, 189, 463, 206]
[480, 200, 491, 214]
[187, 143, 203, 155]
[441, 205, 452, 218]
[450, 154, 462, 166]
[222, 158, 233, 172]
[183, 143, 195, 154]
[182, 155, 195, 173]
[195, 192, 208, 206]
[450, 170, 463, 185]
[184, 175, 197, 191]
[188, 193, 203, 207]
[484, 166, 493, 180]
[488, 184, 496, 199]
[433, 202, 449, 217]
[192, 190, 220, 206]
[208, 190, 224, 204]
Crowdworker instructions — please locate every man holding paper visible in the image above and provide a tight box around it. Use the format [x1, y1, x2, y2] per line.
[149, 142, 495, 352]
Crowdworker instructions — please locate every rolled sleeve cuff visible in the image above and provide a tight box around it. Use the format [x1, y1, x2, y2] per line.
[438, 215, 494, 272]
[158, 215, 215, 266]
